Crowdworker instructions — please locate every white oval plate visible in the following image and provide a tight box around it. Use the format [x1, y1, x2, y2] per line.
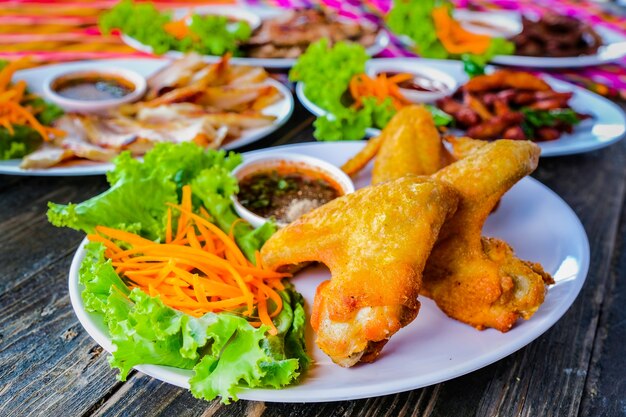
[0, 58, 294, 176]
[69, 141, 589, 403]
[394, 10, 626, 69]
[171, 5, 262, 31]
[491, 26, 626, 68]
[296, 58, 626, 157]
[122, 30, 390, 70]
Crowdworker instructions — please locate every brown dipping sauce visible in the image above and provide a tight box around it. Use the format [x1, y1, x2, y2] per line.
[52, 73, 135, 101]
[237, 165, 343, 224]
[381, 72, 447, 93]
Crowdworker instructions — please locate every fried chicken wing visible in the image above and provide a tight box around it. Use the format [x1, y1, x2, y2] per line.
[341, 105, 451, 182]
[464, 70, 551, 93]
[261, 177, 459, 366]
[424, 139, 554, 331]
[372, 106, 449, 184]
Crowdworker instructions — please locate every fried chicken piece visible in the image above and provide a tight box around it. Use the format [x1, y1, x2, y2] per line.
[464, 70, 551, 93]
[341, 105, 452, 183]
[465, 112, 524, 140]
[261, 177, 459, 366]
[372, 106, 451, 184]
[423, 139, 554, 331]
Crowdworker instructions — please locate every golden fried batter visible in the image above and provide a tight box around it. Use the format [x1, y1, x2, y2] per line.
[261, 177, 459, 366]
[372, 106, 450, 184]
[341, 105, 451, 182]
[464, 70, 551, 93]
[424, 139, 554, 331]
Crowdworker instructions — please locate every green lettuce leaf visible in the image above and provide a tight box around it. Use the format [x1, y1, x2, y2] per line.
[99, 0, 250, 56]
[387, 0, 515, 76]
[290, 39, 369, 117]
[187, 14, 251, 57]
[387, 0, 451, 59]
[291, 39, 453, 140]
[47, 176, 177, 241]
[79, 241, 130, 313]
[47, 142, 244, 244]
[51, 143, 311, 402]
[313, 98, 452, 141]
[79, 243, 308, 403]
[0, 88, 63, 160]
[191, 168, 276, 262]
[0, 125, 43, 160]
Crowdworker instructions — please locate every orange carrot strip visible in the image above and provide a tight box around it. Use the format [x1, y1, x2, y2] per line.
[166, 208, 173, 243]
[256, 281, 283, 318]
[187, 227, 202, 250]
[87, 234, 122, 254]
[95, 226, 155, 247]
[256, 288, 277, 335]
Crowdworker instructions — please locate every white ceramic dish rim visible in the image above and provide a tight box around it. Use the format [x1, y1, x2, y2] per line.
[68, 141, 590, 403]
[230, 152, 356, 227]
[365, 60, 459, 103]
[121, 30, 390, 69]
[296, 57, 626, 157]
[392, 10, 626, 68]
[172, 5, 263, 31]
[0, 58, 294, 176]
[42, 67, 147, 113]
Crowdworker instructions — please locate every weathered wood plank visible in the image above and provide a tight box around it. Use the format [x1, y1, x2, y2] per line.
[1, 107, 625, 417]
[0, 253, 125, 417]
[0, 174, 22, 192]
[467, 141, 626, 417]
[579, 194, 626, 417]
[0, 176, 106, 293]
[88, 370, 446, 417]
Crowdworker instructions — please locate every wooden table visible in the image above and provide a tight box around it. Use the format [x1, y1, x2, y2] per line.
[1, 101, 624, 417]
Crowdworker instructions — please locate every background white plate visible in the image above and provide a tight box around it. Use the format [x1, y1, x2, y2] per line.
[394, 10, 626, 69]
[122, 31, 390, 70]
[69, 141, 590, 403]
[296, 58, 626, 157]
[491, 25, 626, 68]
[0, 58, 294, 176]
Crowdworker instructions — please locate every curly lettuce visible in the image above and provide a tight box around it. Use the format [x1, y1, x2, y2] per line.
[52, 142, 310, 402]
[387, 0, 515, 76]
[291, 40, 452, 140]
[0, 68, 64, 160]
[100, 0, 251, 56]
[290, 38, 369, 118]
[80, 242, 308, 403]
[48, 142, 272, 259]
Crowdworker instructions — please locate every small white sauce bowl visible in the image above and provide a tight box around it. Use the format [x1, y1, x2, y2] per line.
[366, 63, 458, 104]
[43, 67, 147, 113]
[232, 153, 355, 228]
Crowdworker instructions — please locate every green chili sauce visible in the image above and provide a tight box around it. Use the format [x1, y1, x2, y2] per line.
[237, 169, 341, 223]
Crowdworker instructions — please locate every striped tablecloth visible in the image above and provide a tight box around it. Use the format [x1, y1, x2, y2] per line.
[2, 0, 626, 98]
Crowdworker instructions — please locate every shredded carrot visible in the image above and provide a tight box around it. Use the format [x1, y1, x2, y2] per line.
[0, 57, 65, 142]
[163, 19, 191, 40]
[432, 6, 491, 55]
[88, 185, 288, 335]
[349, 73, 413, 111]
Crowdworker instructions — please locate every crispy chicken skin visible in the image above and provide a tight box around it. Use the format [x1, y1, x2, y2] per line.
[372, 106, 451, 184]
[261, 177, 459, 366]
[424, 139, 554, 331]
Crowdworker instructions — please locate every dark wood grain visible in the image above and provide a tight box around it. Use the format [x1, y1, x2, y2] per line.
[0, 176, 107, 293]
[579, 194, 626, 417]
[1, 104, 625, 417]
[0, 252, 125, 417]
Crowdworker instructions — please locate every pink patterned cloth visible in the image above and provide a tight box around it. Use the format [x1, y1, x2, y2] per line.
[246, 0, 626, 99]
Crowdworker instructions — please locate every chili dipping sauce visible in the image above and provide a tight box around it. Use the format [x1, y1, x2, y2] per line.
[237, 164, 343, 224]
[52, 72, 135, 101]
[381, 71, 448, 93]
